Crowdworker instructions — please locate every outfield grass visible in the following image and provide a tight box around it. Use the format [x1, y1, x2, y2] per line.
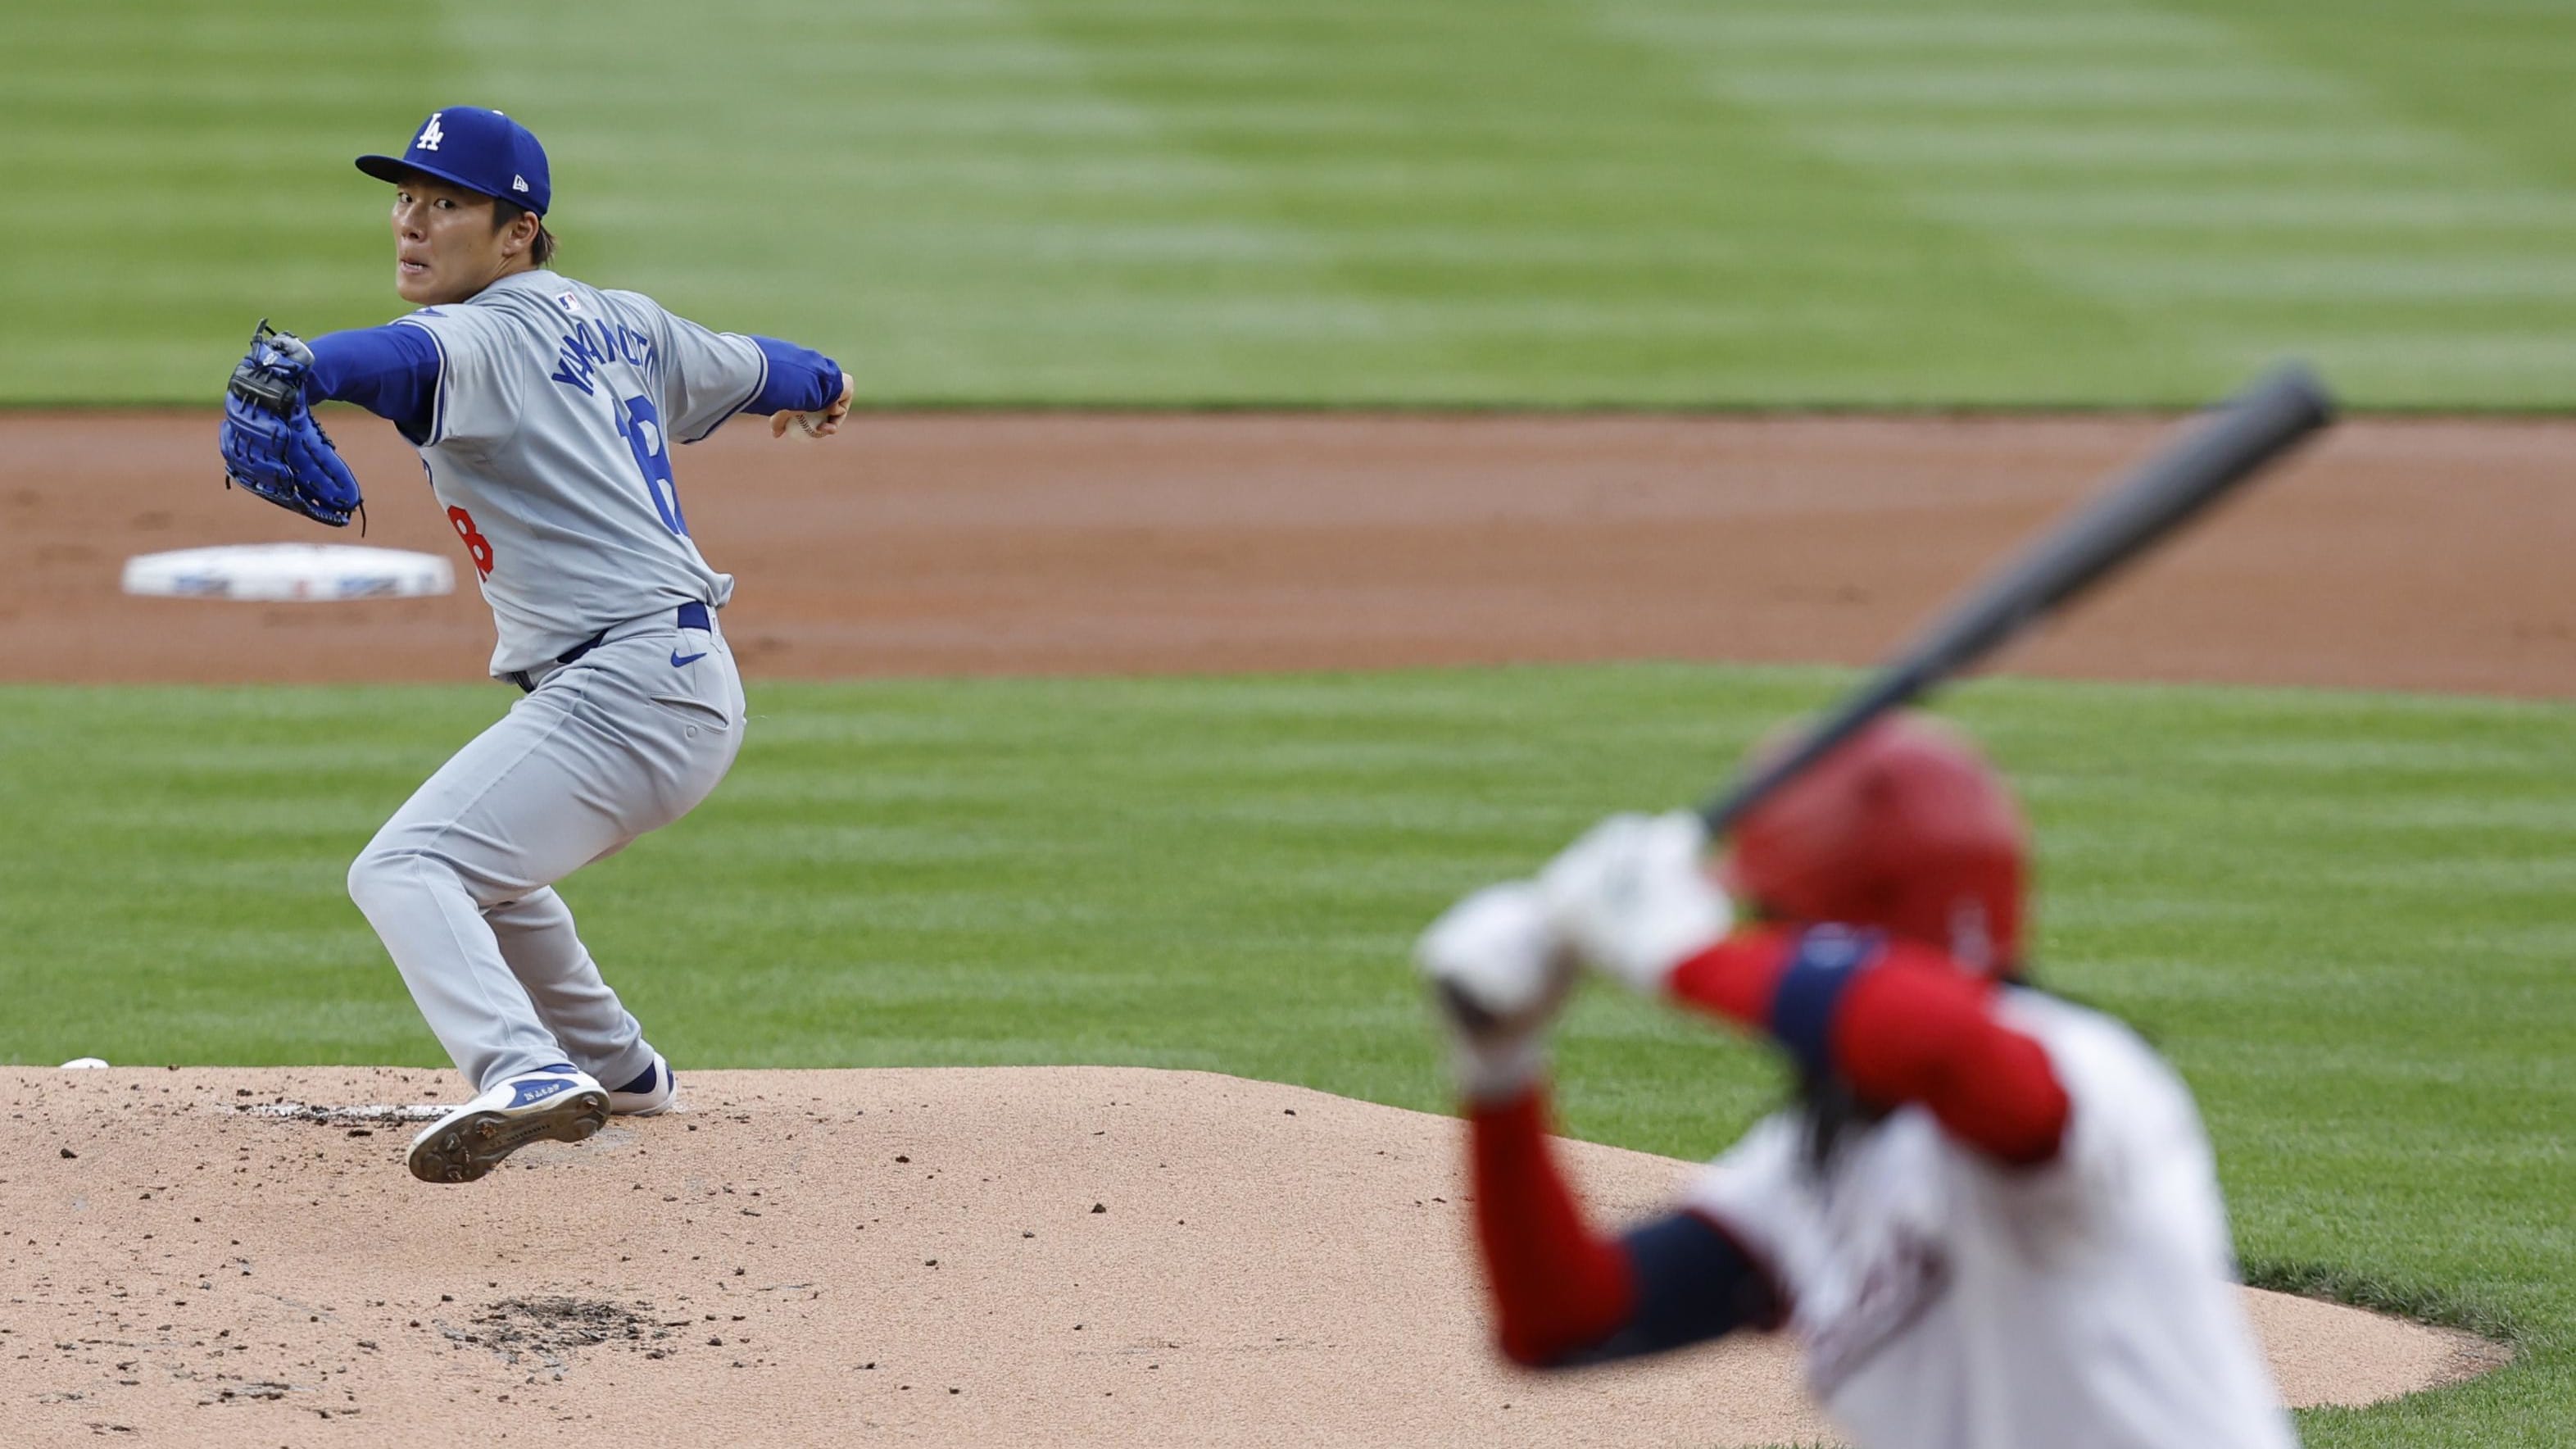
[2, 666, 2569, 1442]
[9, 1, 2576, 407]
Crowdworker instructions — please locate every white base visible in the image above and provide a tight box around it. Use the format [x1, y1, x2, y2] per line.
[121, 543, 454, 602]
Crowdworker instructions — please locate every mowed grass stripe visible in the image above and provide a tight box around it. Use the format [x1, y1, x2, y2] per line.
[2160, 0, 2576, 198]
[1034, 0, 2180, 405]
[3, 0, 2167, 405]
[1931, 189, 2576, 232]
[8, 0, 2576, 406]
[443, 0, 1387, 405]
[1608, 0, 2576, 408]
[0, 3, 458, 397]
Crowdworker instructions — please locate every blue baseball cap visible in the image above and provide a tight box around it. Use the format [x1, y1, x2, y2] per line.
[356, 107, 551, 215]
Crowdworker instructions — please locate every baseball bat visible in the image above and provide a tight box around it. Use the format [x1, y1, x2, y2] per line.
[1698, 361, 2337, 835]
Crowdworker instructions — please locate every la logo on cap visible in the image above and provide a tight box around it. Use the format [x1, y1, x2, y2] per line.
[415, 112, 446, 152]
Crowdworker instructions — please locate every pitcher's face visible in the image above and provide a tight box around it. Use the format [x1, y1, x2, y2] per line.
[388, 175, 537, 306]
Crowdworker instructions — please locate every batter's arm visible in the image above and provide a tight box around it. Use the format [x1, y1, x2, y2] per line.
[1545, 815, 2070, 1165]
[1417, 882, 1782, 1367]
[1669, 933, 2070, 1165]
[1470, 1085, 1786, 1367]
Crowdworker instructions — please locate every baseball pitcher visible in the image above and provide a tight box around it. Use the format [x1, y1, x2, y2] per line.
[216, 107, 852, 1183]
[1416, 715, 2297, 1447]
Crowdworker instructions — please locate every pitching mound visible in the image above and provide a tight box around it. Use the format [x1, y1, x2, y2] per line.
[2, 1067, 2504, 1447]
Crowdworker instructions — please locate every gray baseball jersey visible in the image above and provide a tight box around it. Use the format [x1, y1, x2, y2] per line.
[390, 269, 761, 675]
[295, 264, 839, 1106]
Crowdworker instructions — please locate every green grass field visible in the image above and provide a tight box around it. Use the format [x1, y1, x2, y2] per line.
[2, 667, 2569, 1442]
[9, 0, 2576, 407]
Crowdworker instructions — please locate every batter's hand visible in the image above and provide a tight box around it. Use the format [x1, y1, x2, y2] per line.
[1416, 883, 1575, 1101]
[773, 371, 855, 439]
[1540, 812, 1734, 997]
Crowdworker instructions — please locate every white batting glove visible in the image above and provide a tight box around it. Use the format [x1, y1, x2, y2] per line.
[1540, 811, 1734, 997]
[1414, 883, 1575, 1102]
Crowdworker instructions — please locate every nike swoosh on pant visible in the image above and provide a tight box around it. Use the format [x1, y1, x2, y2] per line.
[670, 650, 707, 667]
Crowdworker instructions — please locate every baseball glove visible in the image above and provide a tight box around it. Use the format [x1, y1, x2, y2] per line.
[219, 320, 365, 529]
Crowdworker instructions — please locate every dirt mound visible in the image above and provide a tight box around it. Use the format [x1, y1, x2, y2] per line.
[1, 1066, 2501, 1446]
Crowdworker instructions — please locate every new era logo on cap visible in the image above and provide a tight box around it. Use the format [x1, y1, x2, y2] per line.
[357, 107, 552, 216]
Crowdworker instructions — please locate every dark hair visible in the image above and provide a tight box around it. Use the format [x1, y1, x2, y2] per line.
[491, 198, 557, 266]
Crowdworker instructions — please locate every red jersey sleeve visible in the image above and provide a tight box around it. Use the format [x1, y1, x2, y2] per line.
[1465, 1086, 1784, 1367]
[1664, 928, 2069, 1165]
[1468, 1088, 1635, 1365]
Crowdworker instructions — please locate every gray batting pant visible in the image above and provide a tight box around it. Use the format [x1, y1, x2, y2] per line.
[347, 609, 746, 1092]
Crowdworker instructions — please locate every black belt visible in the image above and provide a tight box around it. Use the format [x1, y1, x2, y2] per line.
[510, 602, 711, 693]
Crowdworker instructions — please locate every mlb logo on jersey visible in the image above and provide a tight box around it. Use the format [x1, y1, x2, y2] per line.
[559, 292, 586, 315]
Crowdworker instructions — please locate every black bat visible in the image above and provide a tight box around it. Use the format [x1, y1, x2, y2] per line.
[1699, 362, 2337, 835]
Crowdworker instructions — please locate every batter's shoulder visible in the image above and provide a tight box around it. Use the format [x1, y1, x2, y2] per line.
[1995, 988, 2212, 1176]
[1998, 990, 2175, 1083]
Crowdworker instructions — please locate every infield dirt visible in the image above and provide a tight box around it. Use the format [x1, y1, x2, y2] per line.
[0, 412, 2542, 1444]
[6, 411, 2571, 695]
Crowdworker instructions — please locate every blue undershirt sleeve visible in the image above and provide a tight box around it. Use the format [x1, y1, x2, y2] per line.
[1549, 1211, 1782, 1366]
[1768, 926, 1884, 1080]
[741, 336, 843, 416]
[303, 325, 442, 446]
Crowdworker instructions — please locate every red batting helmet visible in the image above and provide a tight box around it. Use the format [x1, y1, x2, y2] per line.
[1719, 713, 2028, 974]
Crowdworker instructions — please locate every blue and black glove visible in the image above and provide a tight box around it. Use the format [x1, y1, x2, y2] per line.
[219, 320, 365, 529]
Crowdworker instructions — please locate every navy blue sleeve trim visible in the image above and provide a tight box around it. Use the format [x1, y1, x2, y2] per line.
[305, 325, 442, 446]
[1550, 1211, 1780, 1366]
[1767, 926, 1884, 1079]
[742, 336, 841, 416]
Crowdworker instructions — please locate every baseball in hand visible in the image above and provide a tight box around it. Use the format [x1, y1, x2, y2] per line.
[773, 371, 855, 440]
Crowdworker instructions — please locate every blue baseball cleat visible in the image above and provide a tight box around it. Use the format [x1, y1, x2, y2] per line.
[406, 1065, 609, 1183]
